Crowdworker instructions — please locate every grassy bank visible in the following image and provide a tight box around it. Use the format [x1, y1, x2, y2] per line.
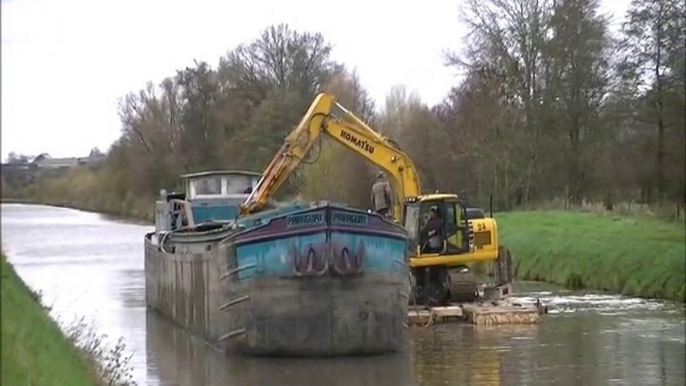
[496, 210, 686, 302]
[1, 253, 100, 386]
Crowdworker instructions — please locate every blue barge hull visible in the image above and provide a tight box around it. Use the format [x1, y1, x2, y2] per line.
[145, 199, 410, 357]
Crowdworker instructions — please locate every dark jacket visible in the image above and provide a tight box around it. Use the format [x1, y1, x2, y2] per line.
[422, 216, 442, 250]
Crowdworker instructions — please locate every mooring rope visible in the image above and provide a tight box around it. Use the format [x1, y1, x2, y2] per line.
[408, 271, 434, 328]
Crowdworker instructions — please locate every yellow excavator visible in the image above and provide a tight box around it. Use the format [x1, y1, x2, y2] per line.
[240, 93, 513, 305]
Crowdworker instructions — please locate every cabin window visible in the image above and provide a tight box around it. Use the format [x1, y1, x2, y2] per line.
[185, 173, 259, 198]
[194, 177, 222, 195]
[225, 175, 258, 195]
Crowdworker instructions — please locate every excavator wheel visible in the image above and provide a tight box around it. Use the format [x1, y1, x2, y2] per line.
[446, 265, 479, 303]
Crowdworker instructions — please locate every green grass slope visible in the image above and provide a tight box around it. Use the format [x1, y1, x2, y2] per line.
[1, 254, 99, 386]
[496, 210, 686, 302]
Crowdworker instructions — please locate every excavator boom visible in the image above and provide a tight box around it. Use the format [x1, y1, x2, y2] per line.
[241, 93, 422, 218]
[241, 92, 507, 307]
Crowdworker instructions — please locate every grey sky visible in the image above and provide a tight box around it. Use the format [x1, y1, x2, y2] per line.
[1, 0, 631, 161]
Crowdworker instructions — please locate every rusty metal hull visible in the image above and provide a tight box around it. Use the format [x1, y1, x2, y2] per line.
[144, 203, 410, 357]
[219, 274, 407, 356]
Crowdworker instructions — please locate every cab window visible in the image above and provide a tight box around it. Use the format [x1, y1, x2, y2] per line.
[445, 203, 456, 227]
[403, 204, 420, 242]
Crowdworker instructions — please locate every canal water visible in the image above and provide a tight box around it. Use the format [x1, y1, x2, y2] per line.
[1, 203, 684, 386]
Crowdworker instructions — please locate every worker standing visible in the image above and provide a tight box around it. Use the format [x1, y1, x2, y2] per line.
[371, 171, 392, 217]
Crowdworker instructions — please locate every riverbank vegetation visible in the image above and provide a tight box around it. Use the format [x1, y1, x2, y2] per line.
[1, 253, 96, 385]
[2, 0, 684, 298]
[496, 210, 686, 302]
[1, 253, 136, 386]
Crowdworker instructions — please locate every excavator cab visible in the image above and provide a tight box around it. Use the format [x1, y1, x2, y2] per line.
[402, 196, 471, 257]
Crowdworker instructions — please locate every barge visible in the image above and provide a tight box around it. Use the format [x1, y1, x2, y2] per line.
[144, 170, 410, 357]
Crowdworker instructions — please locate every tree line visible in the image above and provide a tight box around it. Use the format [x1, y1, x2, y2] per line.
[4, 0, 685, 219]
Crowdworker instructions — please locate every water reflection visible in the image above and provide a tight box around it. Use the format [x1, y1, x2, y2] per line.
[145, 310, 415, 386]
[410, 324, 541, 386]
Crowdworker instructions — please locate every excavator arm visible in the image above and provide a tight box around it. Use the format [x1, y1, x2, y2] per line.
[240, 93, 422, 219]
[241, 92, 509, 307]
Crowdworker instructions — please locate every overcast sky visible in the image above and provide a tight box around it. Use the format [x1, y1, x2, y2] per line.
[1, 0, 631, 161]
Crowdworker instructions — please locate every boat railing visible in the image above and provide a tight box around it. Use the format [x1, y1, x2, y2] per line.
[169, 198, 195, 229]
